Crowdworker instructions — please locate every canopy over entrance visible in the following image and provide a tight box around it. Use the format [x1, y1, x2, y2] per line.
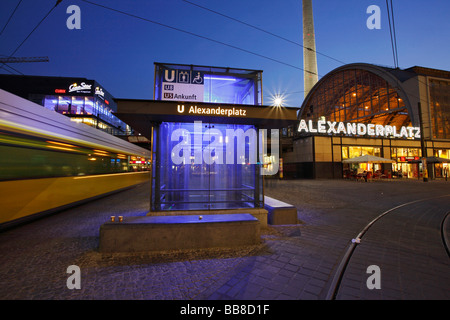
[114, 99, 299, 139]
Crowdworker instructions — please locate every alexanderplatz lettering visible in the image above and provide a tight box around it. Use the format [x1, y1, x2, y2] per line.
[177, 104, 247, 117]
[298, 119, 421, 139]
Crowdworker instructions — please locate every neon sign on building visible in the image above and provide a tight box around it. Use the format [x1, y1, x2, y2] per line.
[297, 119, 420, 139]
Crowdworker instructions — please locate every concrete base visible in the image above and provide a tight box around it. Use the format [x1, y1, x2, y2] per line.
[264, 196, 298, 225]
[148, 208, 268, 229]
[99, 214, 260, 253]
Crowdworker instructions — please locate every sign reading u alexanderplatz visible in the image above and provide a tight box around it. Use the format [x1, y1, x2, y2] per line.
[298, 119, 421, 139]
[176, 104, 247, 117]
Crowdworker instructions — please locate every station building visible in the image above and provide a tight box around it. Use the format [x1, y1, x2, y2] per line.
[282, 63, 450, 179]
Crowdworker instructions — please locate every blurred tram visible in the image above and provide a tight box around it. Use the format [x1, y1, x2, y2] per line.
[0, 89, 151, 230]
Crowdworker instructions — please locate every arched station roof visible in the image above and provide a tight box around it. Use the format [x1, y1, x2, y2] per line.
[299, 63, 418, 128]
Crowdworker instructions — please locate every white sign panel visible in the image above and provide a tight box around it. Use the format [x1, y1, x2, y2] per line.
[68, 82, 92, 94]
[162, 68, 204, 102]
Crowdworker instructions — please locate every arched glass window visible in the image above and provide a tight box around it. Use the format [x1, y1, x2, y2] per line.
[301, 69, 411, 128]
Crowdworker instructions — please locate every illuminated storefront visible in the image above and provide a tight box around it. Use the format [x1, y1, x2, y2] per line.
[115, 63, 297, 212]
[0, 75, 131, 136]
[283, 63, 450, 179]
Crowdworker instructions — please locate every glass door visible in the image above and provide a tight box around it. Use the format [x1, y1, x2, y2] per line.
[152, 121, 263, 211]
[206, 123, 261, 210]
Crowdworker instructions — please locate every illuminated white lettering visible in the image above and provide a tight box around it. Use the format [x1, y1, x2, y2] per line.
[327, 121, 337, 134]
[297, 119, 419, 139]
[375, 124, 384, 136]
[407, 127, 414, 137]
[414, 127, 420, 138]
[367, 124, 375, 136]
[337, 122, 346, 134]
[308, 120, 317, 133]
[347, 123, 357, 135]
[186, 106, 247, 117]
[298, 119, 309, 133]
[392, 126, 400, 138]
[400, 126, 408, 138]
[357, 123, 367, 135]
[385, 125, 393, 136]
[317, 120, 327, 133]
[69, 82, 91, 93]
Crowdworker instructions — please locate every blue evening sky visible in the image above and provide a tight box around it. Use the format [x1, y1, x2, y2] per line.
[1, 0, 449, 107]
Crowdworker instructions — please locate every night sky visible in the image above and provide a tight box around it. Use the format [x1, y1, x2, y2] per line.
[1, 0, 449, 107]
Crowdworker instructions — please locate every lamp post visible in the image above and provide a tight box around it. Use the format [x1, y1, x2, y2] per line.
[418, 102, 428, 182]
[271, 95, 284, 179]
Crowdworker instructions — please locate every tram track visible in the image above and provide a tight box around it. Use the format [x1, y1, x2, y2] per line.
[441, 211, 450, 258]
[325, 194, 450, 300]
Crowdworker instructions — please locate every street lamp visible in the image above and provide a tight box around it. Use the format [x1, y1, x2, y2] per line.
[273, 96, 283, 107]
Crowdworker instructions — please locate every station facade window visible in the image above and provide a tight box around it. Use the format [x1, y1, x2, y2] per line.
[429, 79, 450, 139]
[341, 146, 381, 160]
[391, 147, 422, 178]
[433, 149, 449, 178]
[434, 149, 450, 159]
[391, 147, 421, 159]
[302, 69, 410, 128]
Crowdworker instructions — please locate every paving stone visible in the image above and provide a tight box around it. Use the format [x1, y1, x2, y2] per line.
[0, 179, 449, 301]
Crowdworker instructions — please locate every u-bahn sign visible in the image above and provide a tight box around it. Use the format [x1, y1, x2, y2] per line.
[297, 119, 420, 139]
[161, 68, 204, 102]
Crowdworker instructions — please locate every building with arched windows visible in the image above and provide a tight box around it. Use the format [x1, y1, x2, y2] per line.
[282, 63, 450, 179]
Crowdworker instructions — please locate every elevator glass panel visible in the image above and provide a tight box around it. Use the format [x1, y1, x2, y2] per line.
[154, 122, 263, 211]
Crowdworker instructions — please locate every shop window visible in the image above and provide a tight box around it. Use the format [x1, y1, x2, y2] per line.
[58, 96, 72, 114]
[346, 146, 381, 159]
[342, 146, 349, 159]
[44, 96, 58, 111]
[394, 148, 420, 158]
[71, 96, 85, 115]
[349, 146, 361, 158]
[84, 97, 94, 115]
[434, 149, 449, 159]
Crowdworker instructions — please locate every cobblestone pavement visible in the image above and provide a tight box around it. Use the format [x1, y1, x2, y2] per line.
[0, 178, 449, 301]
